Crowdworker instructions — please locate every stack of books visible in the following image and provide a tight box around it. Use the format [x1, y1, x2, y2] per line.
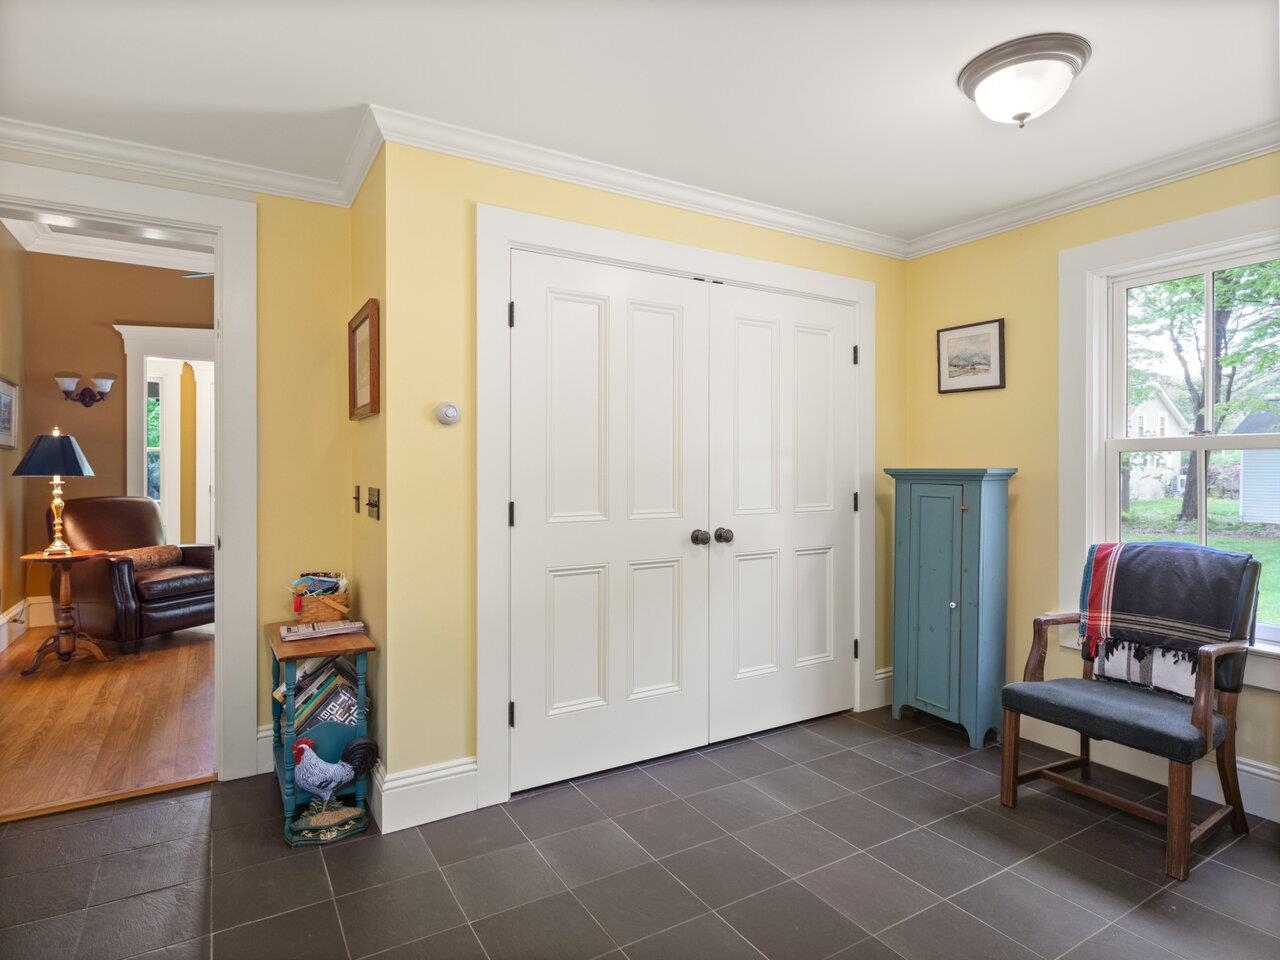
[274, 656, 363, 733]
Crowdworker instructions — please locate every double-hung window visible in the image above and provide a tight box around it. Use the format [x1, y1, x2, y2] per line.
[1106, 251, 1280, 640]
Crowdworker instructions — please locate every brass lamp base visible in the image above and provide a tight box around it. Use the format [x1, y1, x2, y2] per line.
[42, 476, 73, 556]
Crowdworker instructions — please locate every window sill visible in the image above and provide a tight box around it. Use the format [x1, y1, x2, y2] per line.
[1057, 634, 1280, 693]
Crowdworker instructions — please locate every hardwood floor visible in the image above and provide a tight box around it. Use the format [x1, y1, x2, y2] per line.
[0, 625, 215, 822]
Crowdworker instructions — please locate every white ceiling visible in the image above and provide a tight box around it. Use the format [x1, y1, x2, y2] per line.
[0, 0, 1275, 252]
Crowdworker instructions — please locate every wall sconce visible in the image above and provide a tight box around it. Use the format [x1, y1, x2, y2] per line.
[55, 372, 116, 407]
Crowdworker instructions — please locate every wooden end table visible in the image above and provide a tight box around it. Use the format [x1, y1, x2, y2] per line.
[19, 550, 114, 675]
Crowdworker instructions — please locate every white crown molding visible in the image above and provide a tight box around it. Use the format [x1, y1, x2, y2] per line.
[904, 121, 1280, 258]
[1, 108, 1276, 262]
[2, 217, 215, 271]
[0, 115, 345, 205]
[365, 105, 911, 257]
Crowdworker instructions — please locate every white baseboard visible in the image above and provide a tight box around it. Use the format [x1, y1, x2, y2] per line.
[256, 724, 274, 774]
[1020, 717, 1280, 822]
[371, 757, 478, 834]
[24, 596, 53, 628]
[863, 666, 893, 711]
[0, 599, 26, 653]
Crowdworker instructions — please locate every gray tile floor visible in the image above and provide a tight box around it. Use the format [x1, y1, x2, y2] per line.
[1, 706, 1278, 960]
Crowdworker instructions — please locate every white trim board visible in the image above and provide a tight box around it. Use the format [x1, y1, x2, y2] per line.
[476, 205, 877, 809]
[0, 599, 26, 654]
[0, 159, 260, 781]
[0, 217, 214, 272]
[371, 758, 478, 834]
[3, 108, 1276, 261]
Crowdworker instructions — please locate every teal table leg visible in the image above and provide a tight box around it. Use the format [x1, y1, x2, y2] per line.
[355, 652, 368, 812]
[282, 659, 298, 840]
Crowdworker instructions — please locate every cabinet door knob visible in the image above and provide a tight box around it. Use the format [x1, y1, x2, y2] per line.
[691, 529, 711, 545]
[714, 527, 735, 543]
[949, 601, 957, 609]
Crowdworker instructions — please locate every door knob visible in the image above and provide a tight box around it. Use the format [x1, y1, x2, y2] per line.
[690, 529, 711, 545]
[714, 527, 735, 543]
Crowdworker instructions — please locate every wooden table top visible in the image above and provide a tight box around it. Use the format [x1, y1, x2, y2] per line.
[264, 619, 376, 662]
[20, 549, 108, 564]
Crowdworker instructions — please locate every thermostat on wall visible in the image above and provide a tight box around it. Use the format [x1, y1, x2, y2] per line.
[436, 402, 461, 425]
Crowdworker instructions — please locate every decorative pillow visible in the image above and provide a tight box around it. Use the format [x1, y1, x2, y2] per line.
[111, 544, 183, 570]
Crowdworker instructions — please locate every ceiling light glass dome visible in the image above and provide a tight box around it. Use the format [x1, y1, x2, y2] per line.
[958, 33, 1091, 128]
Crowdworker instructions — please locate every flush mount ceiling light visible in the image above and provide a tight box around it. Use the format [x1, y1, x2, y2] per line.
[958, 32, 1091, 128]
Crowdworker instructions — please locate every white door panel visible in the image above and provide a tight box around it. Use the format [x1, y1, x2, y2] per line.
[510, 252, 710, 791]
[709, 285, 856, 740]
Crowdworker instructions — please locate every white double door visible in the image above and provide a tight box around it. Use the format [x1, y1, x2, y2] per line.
[510, 251, 856, 791]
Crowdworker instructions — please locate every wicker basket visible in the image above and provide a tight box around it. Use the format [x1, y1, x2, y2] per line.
[296, 592, 350, 623]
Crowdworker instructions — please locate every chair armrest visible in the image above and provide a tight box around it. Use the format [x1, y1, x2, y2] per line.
[1191, 641, 1249, 754]
[1024, 612, 1081, 682]
[51, 555, 140, 640]
[179, 544, 214, 569]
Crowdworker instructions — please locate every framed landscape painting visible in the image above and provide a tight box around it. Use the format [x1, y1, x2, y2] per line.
[0, 376, 16, 449]
[348, 298, 380, 420]
[937, 318, 1005, 393]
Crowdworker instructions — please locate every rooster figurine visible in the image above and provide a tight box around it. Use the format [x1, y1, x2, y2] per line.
[289, 736, 380, 843]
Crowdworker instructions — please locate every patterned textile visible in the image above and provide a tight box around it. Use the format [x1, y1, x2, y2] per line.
[1079, 541, 1252, 699]
[111, 544, 183, 570]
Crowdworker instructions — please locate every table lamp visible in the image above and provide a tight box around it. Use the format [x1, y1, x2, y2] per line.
[12, 426, 95, 555]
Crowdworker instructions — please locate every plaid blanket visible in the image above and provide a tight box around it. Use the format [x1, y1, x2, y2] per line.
[1079, 542, 1252, 696]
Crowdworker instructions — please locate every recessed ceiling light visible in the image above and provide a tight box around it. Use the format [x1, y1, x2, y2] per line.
[958, 32, 1092, 128]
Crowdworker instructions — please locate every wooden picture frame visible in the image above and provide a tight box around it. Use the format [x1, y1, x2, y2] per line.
[348, 298, 380, 420]
[0, 375, 17, 449]
[937, 317, 1005, 393]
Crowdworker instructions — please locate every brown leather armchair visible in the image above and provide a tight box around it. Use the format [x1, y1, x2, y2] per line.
[50, 496, 214, 650]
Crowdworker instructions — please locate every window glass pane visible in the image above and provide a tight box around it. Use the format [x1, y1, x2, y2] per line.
[1209, 449, 1280, 625]
[146, 450, 161, 501]
[1119, 451, 1198, 543]
[1126, 274, 1204, 438]
[1212, 258, 1280, 436]
[146, 381, 161, 448]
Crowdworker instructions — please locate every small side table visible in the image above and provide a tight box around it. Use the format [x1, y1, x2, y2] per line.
[19, 550, 113, 675]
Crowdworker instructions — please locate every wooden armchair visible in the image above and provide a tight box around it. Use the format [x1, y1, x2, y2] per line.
[999, 559, 1260, 881]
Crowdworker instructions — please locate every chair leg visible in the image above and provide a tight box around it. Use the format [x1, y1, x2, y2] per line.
[1079, 733, 1091, 780]
[1165, 760, 1193, 881]
[1000, 710, 1020, 808]
[1216, 720, 1250, 835]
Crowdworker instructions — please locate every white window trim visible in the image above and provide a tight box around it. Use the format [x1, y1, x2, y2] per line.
[1058, 195, 1280, 691]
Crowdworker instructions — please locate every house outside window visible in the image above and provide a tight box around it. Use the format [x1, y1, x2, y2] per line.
[146, 379, 162, 502]
[1109, 253, 1280, 633]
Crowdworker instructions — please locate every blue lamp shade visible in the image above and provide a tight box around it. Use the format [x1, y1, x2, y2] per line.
[12, 432, 95, 478]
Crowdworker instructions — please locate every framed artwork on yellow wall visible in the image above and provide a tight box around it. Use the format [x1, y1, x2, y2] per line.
[348, 298, 380, 421]
[0, 376, 17, 449]
[937, 318, 1005, 393]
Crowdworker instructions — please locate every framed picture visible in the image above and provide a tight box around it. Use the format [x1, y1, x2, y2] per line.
[937, 318, 1005, 393]
[348, 298, 380, 420]
[0, 376, 16, 449]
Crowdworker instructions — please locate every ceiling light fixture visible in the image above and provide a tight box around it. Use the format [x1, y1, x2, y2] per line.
[958, 32, 1091, 128]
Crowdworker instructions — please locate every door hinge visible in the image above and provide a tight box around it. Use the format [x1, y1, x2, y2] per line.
[854, 638, 860, 659]
[852, 345, 859, 365]
[853, 492, 859, 512]
[508, 301, 515, 327]
[508, 501, 515, 527]
[508, 700, 516, 727]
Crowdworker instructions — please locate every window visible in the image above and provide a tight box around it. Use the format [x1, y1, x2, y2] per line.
[1109, 254, 1280, 633]
[1136, 413, 1146, 436]
[146, 379, 162, 502]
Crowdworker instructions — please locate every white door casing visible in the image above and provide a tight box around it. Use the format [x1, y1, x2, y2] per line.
[193, 361, 216, 544]
[477, 205, 875, 807]
[709, 285, 856, 740]
[145, 357, 184, 541]
[509, 252, 711, 790]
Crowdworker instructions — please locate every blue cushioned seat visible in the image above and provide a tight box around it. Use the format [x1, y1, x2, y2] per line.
[1001, 678, 1225, 764]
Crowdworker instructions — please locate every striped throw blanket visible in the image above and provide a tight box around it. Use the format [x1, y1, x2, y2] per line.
[1079, 542, 1252, 699]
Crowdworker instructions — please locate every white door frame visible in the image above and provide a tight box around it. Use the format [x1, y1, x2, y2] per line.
[477, 205, 876, 806]
[0, 159, 259, 780]
[116, 325, 216, 508]
[144, 356, 184, 540]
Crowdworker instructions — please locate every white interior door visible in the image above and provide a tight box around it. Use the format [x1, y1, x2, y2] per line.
[509, 251, 711, 791]
[708, 284, 856, 740]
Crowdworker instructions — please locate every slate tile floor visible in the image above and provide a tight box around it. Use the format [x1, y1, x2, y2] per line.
[1, 708, 1278, 959]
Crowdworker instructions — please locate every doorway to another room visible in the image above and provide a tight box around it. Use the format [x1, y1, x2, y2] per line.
[0, 210, 220, 821]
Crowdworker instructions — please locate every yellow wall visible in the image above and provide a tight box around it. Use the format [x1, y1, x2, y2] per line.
[255, 194, 354, 723]
[377, 142, 906, 772]
[179, 362, 195, 543]
[901, 151, 1280, 765]
[0, 223, 25, 612]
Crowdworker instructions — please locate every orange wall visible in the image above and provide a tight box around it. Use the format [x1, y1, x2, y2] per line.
[0, 223, 25, 612]
[21, 255, 212, 588]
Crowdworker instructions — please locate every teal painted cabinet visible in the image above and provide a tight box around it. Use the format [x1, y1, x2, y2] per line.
[885, 468, 1016, 749]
